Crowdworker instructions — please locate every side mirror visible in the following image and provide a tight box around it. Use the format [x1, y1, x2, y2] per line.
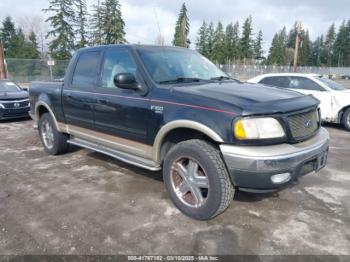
[113, 73, 139, 90]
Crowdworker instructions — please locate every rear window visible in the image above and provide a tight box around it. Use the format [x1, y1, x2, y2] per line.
[71, 51, 100, 89]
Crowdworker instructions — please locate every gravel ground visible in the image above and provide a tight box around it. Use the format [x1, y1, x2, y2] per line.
[0, 80, 349, 255]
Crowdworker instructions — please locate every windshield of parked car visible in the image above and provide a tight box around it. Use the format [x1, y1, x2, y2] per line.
[0, 81, 21, 92]
[317, 77, 347, 91]
[137, 47, 229, 84]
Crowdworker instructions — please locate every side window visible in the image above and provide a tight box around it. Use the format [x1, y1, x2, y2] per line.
[71, 51, 100, 89]
[101, 49, 137, 88]
[261, 76, 290, 88]
[289, 77, 323, 91]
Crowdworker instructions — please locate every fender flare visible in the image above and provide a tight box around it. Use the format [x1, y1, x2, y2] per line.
[152, 120, 224, 163]
[34, 101, 65, 132]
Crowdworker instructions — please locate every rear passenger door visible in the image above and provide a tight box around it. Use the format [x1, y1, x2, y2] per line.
[62, 51, 101, 129]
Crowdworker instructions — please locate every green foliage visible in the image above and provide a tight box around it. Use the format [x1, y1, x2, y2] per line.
[267, 27, 288, 65]
[0, 16, 16, 55]
[75, 0, 88, 48]
[239, 16, 254, 59]
[195, 21, 208, 56]
[43, 0, 75, 60]
[224, 22, 240, 61]
[253, 30, 264, 60]
[211, 22, 226, 63]
[324, 24, 336, 66]
[90, 0, 125, 45]
[333, 20, 350, 66]
[173, 3, 190, 47]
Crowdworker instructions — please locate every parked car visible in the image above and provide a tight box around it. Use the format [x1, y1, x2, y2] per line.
[248, 73, 350, 131]
[0, 79, 30, 120]
[341, 75, 350, 80]
[29, 45, 329, 220]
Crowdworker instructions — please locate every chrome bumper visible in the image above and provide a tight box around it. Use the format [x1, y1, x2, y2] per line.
[220, 128, 329, 190]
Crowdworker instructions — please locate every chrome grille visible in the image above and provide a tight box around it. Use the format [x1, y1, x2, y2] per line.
[288, 110, 319, 140]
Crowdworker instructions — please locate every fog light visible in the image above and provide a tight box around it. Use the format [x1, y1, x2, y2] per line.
[271, 173, 291, 184]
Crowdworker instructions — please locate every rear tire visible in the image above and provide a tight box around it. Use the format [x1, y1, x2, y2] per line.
[342, 108, 350, 131]
[163, 139, 234, 220]
[38, 113, 69, 155]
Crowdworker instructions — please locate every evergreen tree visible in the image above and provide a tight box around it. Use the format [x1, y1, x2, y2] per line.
[310, 36, 325, 66]
[7, 28, 40, 59]
[43, 0, 75, 60]
[195, 21, 208, 56]
[253, 30, 264, 60]
[173, 3, 190, 47]
[0, 16, 16, 55]
[239, 16, 254, 59]
[299, 30, 311, 66]
[324, 23, 336, 66]
[334, 20, 349, 66]
[28, 31, 41, 58]
[75, 0, 88, 48]
[212, 22, 226, 64]
[224, 22, 240, 61]
[267, 27, 287, 65]
[101, 0, 125, 44]
[206, 22, 215, 60]
[90, 1, 103, 45]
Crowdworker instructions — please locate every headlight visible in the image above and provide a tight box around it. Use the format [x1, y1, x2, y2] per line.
[0, 104, 4, 109]
[234, 117, 285, 140]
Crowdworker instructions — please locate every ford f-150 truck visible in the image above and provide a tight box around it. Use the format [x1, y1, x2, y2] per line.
[29, 45, 329, 220]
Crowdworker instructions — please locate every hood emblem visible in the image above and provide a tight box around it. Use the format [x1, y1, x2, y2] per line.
[305, 119, 313, 128]
[14, 102, 20, 108]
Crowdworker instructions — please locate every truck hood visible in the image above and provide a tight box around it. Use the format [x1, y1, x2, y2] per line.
[0, 91, 29, 100]
[172, 81, 319, 115]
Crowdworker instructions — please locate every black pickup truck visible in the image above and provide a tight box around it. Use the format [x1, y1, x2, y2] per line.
[29, 45, 329, 220]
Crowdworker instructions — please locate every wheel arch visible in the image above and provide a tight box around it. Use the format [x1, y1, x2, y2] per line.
[153, 120, 224, 164]
[35, 101, 63, 132]
[338, 105, 350, 123]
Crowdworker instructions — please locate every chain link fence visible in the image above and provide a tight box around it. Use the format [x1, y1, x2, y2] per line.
[4, 58, 350, 85]
[5, 58, 69, 86]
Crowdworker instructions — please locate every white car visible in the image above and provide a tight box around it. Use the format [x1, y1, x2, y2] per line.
[248, 73, 350, 131]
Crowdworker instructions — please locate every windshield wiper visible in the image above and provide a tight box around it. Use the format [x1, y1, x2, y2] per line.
[158, 77, 205, 84]
[210, 76, 232, 81]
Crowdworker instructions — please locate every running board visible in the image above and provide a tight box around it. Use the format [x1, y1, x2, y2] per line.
[68, 137, 161, 171]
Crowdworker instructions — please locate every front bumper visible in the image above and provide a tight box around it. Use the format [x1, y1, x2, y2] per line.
[0, 107, 30, 120]
[220, 128, 329, 191]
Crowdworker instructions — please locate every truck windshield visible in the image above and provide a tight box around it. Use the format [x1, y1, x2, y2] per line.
[0, 81, 21, 92]
[137, 47, 229, 84]
[317, 77, 347, 91]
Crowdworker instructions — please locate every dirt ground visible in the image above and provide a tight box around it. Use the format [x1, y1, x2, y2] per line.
[0, 81, 350, 255]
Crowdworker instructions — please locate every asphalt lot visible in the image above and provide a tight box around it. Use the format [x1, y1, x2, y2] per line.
[0, 82, 350, 255]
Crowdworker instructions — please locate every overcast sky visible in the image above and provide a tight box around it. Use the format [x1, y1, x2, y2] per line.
[0, 0, 349, 53]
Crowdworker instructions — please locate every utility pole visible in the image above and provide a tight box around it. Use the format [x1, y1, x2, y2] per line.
[293, 21, 302, 72]
[0, 41, 7, 79]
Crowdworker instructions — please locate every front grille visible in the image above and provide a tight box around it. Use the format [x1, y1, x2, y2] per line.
[287, 110, 319, 141]
[1, 99, 29, 109]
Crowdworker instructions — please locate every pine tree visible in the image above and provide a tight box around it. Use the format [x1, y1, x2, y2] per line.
[173, 3, 190, 47]
[101, 0, 125, 44]
[267, 27, 287, 65]
[75, 0, 88, 48]
[253, 30, 264, 61]
[206, 22, 215, 60]
[224, 22, 240, 61]
[196, 21, 208, 56]
[334, 20, 349, 66]
[90, 1, 103, 45]
[324, 24, 336, 66]
[0, 16, 16, 55]
[310, 36, 325, 66]
[239, 16, 254, 59]
[43, 0, 75, 60]
[212, 22, 226, 64]
[28, 31, 41, 58]
[299, 30, 311, 66]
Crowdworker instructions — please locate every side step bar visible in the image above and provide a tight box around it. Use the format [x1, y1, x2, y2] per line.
[68, 137, 161, 171]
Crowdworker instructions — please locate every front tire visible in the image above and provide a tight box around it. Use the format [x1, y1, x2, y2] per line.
[38, 113, 69, 155]
[163, 139, 234, 220]
[342, 108, 350, 131]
